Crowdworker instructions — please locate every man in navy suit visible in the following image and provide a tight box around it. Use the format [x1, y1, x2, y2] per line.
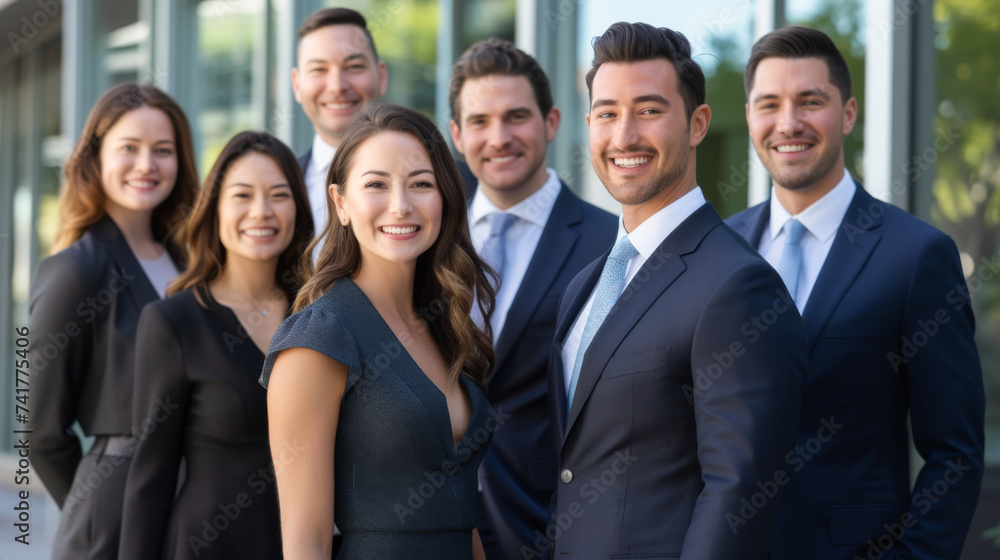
[546, 22, 806, 559]
[448, 38, 617, 560]
[726, 26, 984, 560]
[292, 8, 387, 235]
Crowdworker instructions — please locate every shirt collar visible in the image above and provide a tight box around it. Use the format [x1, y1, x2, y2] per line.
[767, 168, 857, 243]
[617, 187, 707, 260]
[310, 134, 337, 174]
[469, 168, 561, 228]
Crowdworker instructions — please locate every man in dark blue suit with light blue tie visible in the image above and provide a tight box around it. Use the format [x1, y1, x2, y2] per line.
[726, 26, 984, 560]
[546, 22, 807, 559]
[448, 39, 617, 559]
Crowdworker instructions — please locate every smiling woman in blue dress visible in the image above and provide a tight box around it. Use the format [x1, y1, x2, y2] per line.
[262, 101, 497, 560]
[28, 83, 199, 560]
[120, 131, 314, 559]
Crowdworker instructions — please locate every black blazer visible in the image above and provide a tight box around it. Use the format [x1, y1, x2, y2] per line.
[120, 288, 281, 559]
[28, 216, 167, 506]
[726, 185, 984, 560]
[548, 203, 807, 559]
[474, 181, 617, 560]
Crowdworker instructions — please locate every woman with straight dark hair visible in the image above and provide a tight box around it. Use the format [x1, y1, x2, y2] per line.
[263, 101, 496, 559]
[28, 82, 198, 560]
[120, 131, 313, 559]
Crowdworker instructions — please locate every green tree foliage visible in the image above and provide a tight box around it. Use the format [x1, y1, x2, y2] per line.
[931, 0, 1000, 493]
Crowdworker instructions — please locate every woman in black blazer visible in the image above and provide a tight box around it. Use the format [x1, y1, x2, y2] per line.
[28, 83, 199, 559]
[120, 131, 313, 559]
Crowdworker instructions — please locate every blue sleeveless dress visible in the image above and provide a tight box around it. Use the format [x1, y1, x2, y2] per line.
[260, 278, 493, 559]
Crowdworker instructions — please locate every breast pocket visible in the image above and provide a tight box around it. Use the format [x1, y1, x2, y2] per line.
[602, 346, 671, 379]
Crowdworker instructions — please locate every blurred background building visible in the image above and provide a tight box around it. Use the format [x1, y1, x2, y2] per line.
[0, 0, 997, 556]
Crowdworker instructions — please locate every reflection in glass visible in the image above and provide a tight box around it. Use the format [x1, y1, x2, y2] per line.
[460, 0, 515, 49]
[195, 0, 268, 174]
[927, 1, 1000, 556]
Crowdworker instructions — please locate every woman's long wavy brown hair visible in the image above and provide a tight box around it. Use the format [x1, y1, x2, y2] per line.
[296, 101, 496, 387]
[168, 131, 314, 306]
[53, 83, 199, 257]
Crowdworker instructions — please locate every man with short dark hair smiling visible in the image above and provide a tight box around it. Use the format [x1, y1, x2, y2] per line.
[547, 22, 805, 559]
[727, 25, 984, 560]
[292, 7, 387, 236]
[448, 37, 616, 560]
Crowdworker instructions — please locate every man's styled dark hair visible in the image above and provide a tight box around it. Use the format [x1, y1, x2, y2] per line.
[585, 22, 705, 120]
[297, 7, 379, 61]
[448, 37, 554, 125]
[744, 26, 852, 104]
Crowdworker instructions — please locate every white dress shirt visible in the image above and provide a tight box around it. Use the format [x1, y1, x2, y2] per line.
[305, 134, 337, 237]
[757, 169, 856, 313]
[137, 251, 179, 299]
[469, 168, 561, 342]
[561, 187, 707, 393]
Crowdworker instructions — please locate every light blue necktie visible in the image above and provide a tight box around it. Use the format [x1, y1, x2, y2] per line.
[473, 212, 518, 333]
[776, 218, 806, 302]
[567, 235, 638, 410]
[480, 212, 517, 277]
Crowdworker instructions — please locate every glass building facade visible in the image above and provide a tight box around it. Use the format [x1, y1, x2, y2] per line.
[0, 0, 997, 556]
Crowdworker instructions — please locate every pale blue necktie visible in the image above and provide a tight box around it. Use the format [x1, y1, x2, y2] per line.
[776, 218, 806, 302]
[567, 235, 638, 410]
[473, 212, 518, 333]
[480, 212, 517, 276]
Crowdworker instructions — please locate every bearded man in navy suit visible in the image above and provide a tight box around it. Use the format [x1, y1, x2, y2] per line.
[546, 22, 806, 559]
[726, 26, 984, 560]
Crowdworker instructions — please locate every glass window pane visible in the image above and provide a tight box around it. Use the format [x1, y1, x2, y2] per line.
[460, 0, 515, 49]
[194, 0, 268, 172]
[37, 38, 63, 260]
[925, 1, 1000, 557]
[98, 0, 144, 89]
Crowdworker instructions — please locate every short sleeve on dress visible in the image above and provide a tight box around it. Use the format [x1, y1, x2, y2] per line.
[259, 304, 364, 390]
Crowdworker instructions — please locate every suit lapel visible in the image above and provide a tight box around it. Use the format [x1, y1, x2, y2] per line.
[801, 185, 882, 348]
[297, 149, 311, 173]
[551, 252, 605, 439]
[563, 204, 720, 439]
[93, 216, 161, 309]
[731, 201, 771, 250]
[493, 185, 582, 375]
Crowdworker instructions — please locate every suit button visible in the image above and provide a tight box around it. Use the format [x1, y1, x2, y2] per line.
[560, 469, 573, 484]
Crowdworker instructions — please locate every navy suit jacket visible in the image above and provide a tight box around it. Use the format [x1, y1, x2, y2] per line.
[297, 150, 311, 175]
[726, 185, 985, 560]
[472, 179, 617, 560]
[547, 202, 807, 559]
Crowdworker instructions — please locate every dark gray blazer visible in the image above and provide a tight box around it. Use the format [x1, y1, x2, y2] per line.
[29, 216, 168, 506]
